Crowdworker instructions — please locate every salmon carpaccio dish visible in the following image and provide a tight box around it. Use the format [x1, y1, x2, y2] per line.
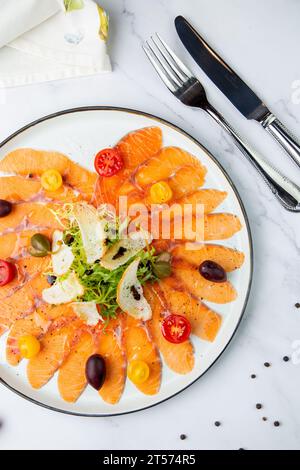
[0, 126, 245, 404]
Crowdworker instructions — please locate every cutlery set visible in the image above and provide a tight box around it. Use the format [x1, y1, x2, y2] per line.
[143, 16, 300, 212]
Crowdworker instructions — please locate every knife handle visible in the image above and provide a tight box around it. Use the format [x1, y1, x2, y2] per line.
[261, 113, 300, 168]
[205, 104, 300, 212]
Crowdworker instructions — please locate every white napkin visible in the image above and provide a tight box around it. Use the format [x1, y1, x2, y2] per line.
[0, 0, 111, 88]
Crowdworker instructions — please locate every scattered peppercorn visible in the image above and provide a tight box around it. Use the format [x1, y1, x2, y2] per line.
[256, 403, 262, 410]
[283, 356, 290, 362]
[262, 417, 267, 422]
[214, 421, 221, 427]
[251, 374, 256, 379]
[47, 275, 57, 285]
[274, 421, 280, 427]
[180, 434, 187, 440]
[295, 303, 300, 309]
[264, 362, 271, 368]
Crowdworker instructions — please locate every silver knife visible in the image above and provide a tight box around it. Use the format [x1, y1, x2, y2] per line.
[175, 15, 300, 169]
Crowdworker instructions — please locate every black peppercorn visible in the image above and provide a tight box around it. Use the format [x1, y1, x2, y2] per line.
[283, 356, 289, 362]
[256, 403, 262, 410]
[251, 374, 256, 379]
[180, 434, 187, 440]
[264, 362, 271, 368]
[214, 421, 221, 427]
[274, 421, 280, 427]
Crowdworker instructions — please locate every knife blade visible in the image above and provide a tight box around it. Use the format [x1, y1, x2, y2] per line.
[175, 15, 300, 168]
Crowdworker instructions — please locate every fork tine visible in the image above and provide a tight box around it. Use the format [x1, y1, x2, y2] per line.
[155, 33, 194, 80]
[145, 40, 183, 88]
[143, 42, 179, 93]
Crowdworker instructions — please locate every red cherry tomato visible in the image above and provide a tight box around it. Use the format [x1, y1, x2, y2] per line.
[0, 260, 16, 287]
[94, 148, 124, 177]
[161, 314, 191, 344]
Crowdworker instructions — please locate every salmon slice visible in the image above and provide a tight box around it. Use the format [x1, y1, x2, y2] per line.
[124, 315, 161, 395]
[0, 264, 50, 333]
[168, 166, 207, 199]
[160, 213, 242, 241]
[176, 190, 227, 213]
[172, 243, 245, 272]
[158, 277, 222, 342]
[135, 147, 207, 187]
[172, 261, 237, 304]
[58, 330, 95, 403]
[145, 285, 194, 374]
[204, 213, 242, 240]
[97, 320, 127, 404]
[27, 320, 81, 389]
[0, 149, 97, 199]
[6, 312, 49, 366]
[6, 305, 76, 365]
[93, 127, 163, 207]
[116, 126, 163, 169]
[0, 257, 50, 302]
[0, 202, 62, 235]
[0, 230, 53, 259]
[0, 177, 41, 202]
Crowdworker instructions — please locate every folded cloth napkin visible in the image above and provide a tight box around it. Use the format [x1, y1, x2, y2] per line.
[0, 0, 111, 87]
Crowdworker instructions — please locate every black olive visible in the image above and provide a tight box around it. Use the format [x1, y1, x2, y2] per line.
[112, 246, 127, 260]
[131, 285, 141, 301]
[0, 200, 12, 218]
[199, 260, 227, 283]
[85, 354, 106, 390]
[47, 275, 57, 285]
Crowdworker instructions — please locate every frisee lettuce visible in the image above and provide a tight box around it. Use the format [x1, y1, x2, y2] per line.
[57, 222, 158, 320]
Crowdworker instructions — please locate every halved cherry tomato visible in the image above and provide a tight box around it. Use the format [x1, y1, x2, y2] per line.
[41, 169, 63, 191]
[0, 260, 16, 286]
[150, 181, 173, 204]
[94, 148, 124, 177]
[161, 314, 191, 344]
[18, 335, 40, 359]
[127, 360, 150, 385]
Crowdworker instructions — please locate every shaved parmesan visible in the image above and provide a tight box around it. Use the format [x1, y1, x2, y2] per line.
[72, 202, 107, 264]
[101, 231, 152, 271]
[51, 230, 74, 276]
[71, 302, 103, 326]
[117, 258, 152, 321]
[42, 272, 84, 305]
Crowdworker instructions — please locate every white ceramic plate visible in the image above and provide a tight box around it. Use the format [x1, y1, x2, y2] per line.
[0, 107, 252, 416]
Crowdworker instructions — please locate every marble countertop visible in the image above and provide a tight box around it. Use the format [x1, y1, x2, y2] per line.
[0, 0, 300, 450]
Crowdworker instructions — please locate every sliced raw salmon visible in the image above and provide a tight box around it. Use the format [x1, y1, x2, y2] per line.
[27, 319, 81, 389]
[167, 166, 206, 199]
[172, 260, 237, 304]
[6, 312, 47, 366]
[172, 243, 245, 272]
[97, 320, 127, 404]
[204, 213, 242, 240]
[0, 230, 53, 259]
[158, 277, 221, 341]
[116, 126, 163, 168]
[58, 330, 94, 403]
[124, 315, 161, 395]
[0, 177, 41, 202]
[135, 147, 207, 187]
[144, 285, 195, 374]
[0, 262, 50, 333]
[93, 127, 163, 207]
[0, 149, 97, 199]
[6, 305, 76, 365]
[0, 202, 62, 235]
[175, 190, 227, 214]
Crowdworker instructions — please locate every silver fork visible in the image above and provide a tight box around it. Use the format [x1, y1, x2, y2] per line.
[143, 34, 300, 212]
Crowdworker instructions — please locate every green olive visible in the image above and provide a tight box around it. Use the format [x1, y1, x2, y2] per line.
[153, 260, 171, 279]
[30, 234, 51, 257]
[156, 251, 172, 263]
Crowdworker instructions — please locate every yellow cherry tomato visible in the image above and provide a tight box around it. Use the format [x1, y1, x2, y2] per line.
[41, 169, 63, 192]
[150, 181, 173, 204]
[18, 335, 40, 359]
[127, 360, 150, 385]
